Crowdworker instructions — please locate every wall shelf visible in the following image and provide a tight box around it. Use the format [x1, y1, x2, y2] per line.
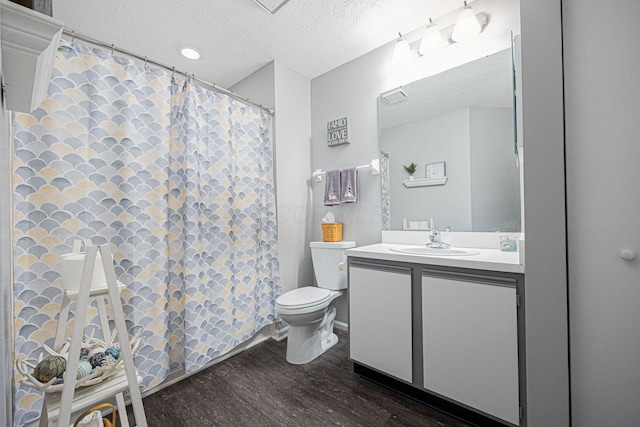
[403, 177, 448, 188]
[0, 0, 63, 113]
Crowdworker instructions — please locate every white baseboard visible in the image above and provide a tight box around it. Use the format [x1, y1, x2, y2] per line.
[271, 319, 348, 341]
[271, 322, 289, 341]
[334, 320, 348, 332]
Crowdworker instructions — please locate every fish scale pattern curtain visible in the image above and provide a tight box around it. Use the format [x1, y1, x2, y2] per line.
[11, 40, 280, 426]
[169, 79, 280, 370]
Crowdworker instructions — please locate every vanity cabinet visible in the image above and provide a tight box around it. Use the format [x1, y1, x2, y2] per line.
[347, 250, 525, 427]
[422, 271, 520, 425]
[348, 262, 412, 383]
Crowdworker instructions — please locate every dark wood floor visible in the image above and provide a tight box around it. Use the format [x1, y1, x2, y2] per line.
[128, 330, 469, 426]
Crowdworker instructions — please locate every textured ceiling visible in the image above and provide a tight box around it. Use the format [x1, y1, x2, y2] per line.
[380, 47, 513, 130]
[53, 0, 472, 88]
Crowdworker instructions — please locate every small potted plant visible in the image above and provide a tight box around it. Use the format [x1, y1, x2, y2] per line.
[404, 162, 418, 180]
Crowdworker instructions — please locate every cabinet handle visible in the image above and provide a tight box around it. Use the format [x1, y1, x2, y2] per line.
[349, 260, 412, 274]
[422, 268, 517, 288]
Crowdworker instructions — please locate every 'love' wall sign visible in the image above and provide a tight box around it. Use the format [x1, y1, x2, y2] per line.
[327, 117, 350, 147]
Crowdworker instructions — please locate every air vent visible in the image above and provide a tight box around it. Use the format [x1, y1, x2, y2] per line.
[253, 0, 291, 14]
[381, 88, 408, 104]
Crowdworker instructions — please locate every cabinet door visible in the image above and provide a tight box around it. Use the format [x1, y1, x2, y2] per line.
[422, 274, 519, 425]
[349, 264, 412, 383]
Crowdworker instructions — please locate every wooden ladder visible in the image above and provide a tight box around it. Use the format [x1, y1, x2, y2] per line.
[39, 244, 147, 427]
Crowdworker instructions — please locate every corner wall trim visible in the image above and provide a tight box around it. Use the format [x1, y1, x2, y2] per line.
[519, 0, 570, 425]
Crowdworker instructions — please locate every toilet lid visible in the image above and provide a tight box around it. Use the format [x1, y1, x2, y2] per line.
[276, 287, 331, 309]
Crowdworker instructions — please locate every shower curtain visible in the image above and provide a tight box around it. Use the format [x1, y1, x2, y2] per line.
[380, 151, 391, 230]
[168, 78, 280, 370]
[11, 40, 280, 426]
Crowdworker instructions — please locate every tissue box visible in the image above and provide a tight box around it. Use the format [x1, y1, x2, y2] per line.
[321, 223, 343, 242]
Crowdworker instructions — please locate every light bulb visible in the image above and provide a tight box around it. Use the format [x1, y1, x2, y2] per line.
[452, 4, 482, 42]
[419, 21, 446, 55]
[392, 34, 416, 66]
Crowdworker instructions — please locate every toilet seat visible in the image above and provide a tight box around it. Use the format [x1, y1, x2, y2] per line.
[277, 287, 330, 309]
[276, 287, 340, 315]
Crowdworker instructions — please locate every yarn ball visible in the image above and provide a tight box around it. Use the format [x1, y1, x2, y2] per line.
[89, 352, 107, 368]
[76, 359, 93, 380]
[34, 355, 66, 383]
[87, 347, 106, 359]
[79, 347, 90, 359]
[100, 355, 117, 368]
[104, 347, 119, 360]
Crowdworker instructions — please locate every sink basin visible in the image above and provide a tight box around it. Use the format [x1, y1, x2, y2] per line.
[390, 246, 480, 256]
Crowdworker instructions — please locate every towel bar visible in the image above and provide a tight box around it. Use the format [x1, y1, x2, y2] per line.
[312, 159, 380, 182]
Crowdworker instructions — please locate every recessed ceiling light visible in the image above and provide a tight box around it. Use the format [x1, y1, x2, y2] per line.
[180, 47, 202, 60]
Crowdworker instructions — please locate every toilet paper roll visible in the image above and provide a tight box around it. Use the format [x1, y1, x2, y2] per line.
[60, 251, 113, 291]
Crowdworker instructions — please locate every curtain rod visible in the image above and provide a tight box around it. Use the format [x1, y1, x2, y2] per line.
[61, 29, 275, 116]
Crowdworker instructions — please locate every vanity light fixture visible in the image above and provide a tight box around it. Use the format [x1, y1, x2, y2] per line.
[391, 4, 489, 67]
[452, 1, 484, 42]
[392, 33, 418, 66]
[419, 18, 447, 55]
[180, 46, 202, 60]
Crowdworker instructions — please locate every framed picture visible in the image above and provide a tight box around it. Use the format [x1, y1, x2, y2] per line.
[425, 161, 446, 178]
[327, 116, 350, 147]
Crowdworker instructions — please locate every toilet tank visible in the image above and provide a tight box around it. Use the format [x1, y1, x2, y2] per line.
[310, 241, 356, 290]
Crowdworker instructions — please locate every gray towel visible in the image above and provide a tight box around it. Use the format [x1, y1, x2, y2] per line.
[341, 168, 358, 203]
[324, 170, 341, 206]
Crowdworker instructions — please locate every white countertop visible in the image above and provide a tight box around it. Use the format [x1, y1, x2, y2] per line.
[346, 243, 524, 274]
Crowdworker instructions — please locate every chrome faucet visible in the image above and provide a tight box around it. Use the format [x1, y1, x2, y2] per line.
[427, 229, 450, 249]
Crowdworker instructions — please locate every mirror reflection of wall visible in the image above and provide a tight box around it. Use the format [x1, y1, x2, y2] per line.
[379, 47, 521, 233]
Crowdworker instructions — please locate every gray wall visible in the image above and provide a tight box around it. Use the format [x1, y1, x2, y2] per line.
[230, 62, 275, 110]
[310, 44, 389, 322]
[381, 106, 519, 233]
[231, 61, 314, 294]
[469, 107, 520, 232]
[381, 108, 472, 231]
[272, 62, 314, 292]
[564, 0, 640, 425]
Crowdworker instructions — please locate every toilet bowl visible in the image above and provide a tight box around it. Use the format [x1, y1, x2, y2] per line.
[276, 240, 356, 364]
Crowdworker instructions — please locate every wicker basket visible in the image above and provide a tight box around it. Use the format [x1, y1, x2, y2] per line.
[74, 403, 116, 427]
[321, 223, 343, 242]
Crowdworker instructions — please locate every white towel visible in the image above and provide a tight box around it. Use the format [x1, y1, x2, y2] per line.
[340, 168, 358, 203]
[76, 411, 103, 427]
[324, 170, 341, 206]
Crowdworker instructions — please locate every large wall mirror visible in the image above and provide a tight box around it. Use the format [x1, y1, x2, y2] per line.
[379, 47, 521, 232]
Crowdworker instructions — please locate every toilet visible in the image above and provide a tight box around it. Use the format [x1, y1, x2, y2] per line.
[276, 240, 356, 364]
